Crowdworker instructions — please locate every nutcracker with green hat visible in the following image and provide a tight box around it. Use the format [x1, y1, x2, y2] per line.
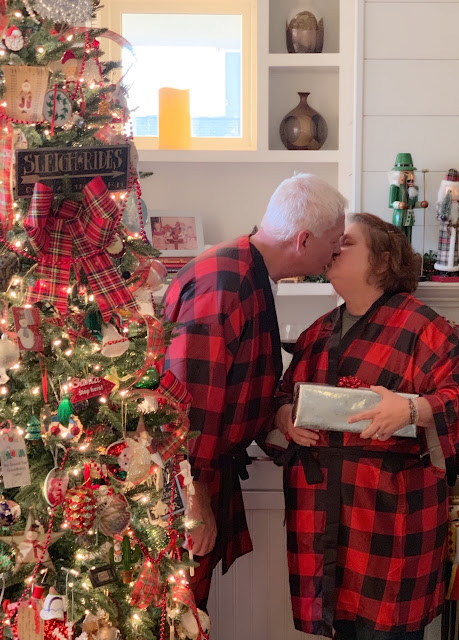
[388, 153, 428, 243]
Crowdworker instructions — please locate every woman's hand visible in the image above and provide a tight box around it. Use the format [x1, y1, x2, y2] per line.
[348, 386, 411, 441]
[275, 403, 320, 446]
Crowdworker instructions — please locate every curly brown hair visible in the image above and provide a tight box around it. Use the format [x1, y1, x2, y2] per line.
[350, 213, 421, 294]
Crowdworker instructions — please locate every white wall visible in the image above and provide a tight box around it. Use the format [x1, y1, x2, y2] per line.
[361, 0, 459, 256]
[138, 162, 337, 246]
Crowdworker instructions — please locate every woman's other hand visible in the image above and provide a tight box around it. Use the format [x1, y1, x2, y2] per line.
[348, 386, 411, 441]
[275, 403, 320, 446]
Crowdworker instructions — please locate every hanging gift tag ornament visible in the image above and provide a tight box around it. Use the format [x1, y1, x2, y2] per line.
[12, 307, 44, 352]
[43, 87, 72, 126]
[0, 497, 21, 526]
[0, 430, 31, 488]
[3, 65, 49, 121]
[18, 598, 45, 640]
[68, 375, 115, 403]
[43, 468, 69, 507]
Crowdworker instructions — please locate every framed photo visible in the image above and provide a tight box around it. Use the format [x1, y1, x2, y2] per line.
[146, 212, 204, 257]
[88, 564, 118, 588]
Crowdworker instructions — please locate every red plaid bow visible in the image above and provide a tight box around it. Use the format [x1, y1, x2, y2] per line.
[23, 176, 138, 321]
[130, 560, 161, 609]
[169, 584, 209, 640]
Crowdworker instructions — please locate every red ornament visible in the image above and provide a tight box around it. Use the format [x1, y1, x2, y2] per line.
[44, 617, 69, 640]
[63, 486, 97, 534]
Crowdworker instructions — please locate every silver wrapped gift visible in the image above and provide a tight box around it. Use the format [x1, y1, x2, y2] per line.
[292, 383, 417, 438]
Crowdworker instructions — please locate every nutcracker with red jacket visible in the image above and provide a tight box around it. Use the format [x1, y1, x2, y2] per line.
[434, 169, 459, 273]
[388, 153, 428, 243]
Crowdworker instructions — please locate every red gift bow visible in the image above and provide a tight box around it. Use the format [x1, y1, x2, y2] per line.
[23, 176, 138, 321]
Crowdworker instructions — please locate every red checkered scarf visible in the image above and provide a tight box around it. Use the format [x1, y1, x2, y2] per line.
[23, 176, 138, 320]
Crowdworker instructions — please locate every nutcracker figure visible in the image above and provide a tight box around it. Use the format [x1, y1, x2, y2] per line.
[434, 169, 459, 273]
[388, 153, 428, 243]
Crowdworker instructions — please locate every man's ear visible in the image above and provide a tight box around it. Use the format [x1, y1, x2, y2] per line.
[296, 230, 310, 251]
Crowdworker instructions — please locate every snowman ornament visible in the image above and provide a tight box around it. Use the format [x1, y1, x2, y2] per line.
[17, 318, 35, 350]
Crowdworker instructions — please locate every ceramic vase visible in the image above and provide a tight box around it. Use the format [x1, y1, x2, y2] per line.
[279, 92, 328, 150]
[286, 1, 324, 53]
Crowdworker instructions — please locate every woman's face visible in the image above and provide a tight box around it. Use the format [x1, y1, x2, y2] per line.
[326, 222, 374, 290]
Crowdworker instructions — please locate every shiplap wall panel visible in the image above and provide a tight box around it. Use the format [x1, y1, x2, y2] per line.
[361, 1, 459, 260]
[365, 3, 459, 59]
[364, 60, 459, 116]
[366, 0, 456, 2]
[362, 116, 459, 172]
[207, 492, 328, 640]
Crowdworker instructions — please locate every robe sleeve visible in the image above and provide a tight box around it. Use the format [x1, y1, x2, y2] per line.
[414, 317, 459, 464]
[163, 284, 244, 482]
[274, 331, 311, 410]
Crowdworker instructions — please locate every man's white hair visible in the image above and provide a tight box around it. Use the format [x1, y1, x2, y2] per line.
[260, 173, 347, 240]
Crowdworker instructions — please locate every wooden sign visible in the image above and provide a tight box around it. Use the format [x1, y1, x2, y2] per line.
[15, 144, 130, 196]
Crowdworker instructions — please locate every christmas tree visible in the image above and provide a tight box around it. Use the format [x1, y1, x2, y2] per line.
[0, 2, 208, 639]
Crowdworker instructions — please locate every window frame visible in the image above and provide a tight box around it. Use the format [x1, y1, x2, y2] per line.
[98, 0, 257, 151]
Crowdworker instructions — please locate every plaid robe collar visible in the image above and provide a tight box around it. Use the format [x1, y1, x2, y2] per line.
[326, 290, 396, 385]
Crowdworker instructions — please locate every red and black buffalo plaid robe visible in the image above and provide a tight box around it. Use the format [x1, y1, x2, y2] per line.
[276, 291, 459, 637]
[162, 236, 282, 595]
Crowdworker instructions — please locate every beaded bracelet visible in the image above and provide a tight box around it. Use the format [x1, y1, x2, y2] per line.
[408, 398, 419, 425]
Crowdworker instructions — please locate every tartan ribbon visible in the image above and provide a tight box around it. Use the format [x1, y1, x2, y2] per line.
[23, 176, 138, 320]
[169, 584, 209, 640]
[0, 120, 14, 237]
[130, 560, 161, 609]
[128, 313, 166, 387]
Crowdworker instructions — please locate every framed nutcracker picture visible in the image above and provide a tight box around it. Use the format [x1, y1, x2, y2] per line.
[146, 212, 204, 257]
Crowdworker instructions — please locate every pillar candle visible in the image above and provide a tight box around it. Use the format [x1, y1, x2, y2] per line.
[158, 87, 191, 150]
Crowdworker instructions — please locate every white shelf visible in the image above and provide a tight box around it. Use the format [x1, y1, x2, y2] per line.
[268, 53, 340, 68]
[153, 281, 337, 301]
[139, 149, 339, 163]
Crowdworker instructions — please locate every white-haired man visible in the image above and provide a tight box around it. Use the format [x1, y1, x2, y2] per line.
[162, 173, 346, 610]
